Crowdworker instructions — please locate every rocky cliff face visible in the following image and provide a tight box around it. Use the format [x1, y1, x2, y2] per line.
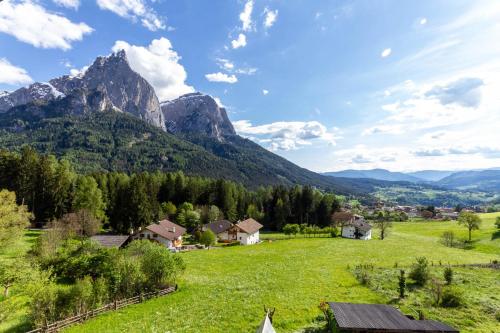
[0, 82, 65, 112]
[161, 92, 235, 140]
[0, 50, 165, 130]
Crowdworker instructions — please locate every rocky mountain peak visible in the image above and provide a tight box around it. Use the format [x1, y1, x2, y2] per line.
[161, 92, 236, 140]
[0, 50, 165, 130]
[0, 82, 65, 112]
[50, 50, 165, 130]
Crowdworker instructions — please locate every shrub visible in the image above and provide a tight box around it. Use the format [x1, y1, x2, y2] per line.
[409, 257, 430, 286]
[69, 276, 94, 315]
[495, 217, 500, 229]
[398, 270, 406, 298]
[127, 241, 185, 290]
[441, 288, 463, 307]
[440, 231, 455, 247]
[444, 267, 453, 285]
[200, 229, 216, 247]
[429, 278, 443, 305]
[353, 264, 373, 286]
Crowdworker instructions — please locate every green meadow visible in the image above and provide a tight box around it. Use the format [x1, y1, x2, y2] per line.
[62, 213, 500, 333]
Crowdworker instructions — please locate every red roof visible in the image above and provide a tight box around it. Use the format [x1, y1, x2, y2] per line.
[236, 218, 263, 234]
[145, 219, 186, 240]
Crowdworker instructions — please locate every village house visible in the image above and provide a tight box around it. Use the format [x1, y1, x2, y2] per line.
[202, 219, 235, 242]
[202, 218, 263, 245]
[328, 302, 458, 333]
[234, 218, 263, 245]
[132, 219, 186, 250]
[332, 211, 372, 240]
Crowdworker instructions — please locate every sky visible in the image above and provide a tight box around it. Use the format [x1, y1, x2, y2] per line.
[1, 0, 500, 173]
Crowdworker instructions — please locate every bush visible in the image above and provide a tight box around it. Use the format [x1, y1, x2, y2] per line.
[353, 264, 373, 286]
[441, 287, 463, 307]
[127, 240, 185, 290]
[495, 217, 500, 229]
[409, 257, 430, 286]
[444, 267, 453, 285]
[440, 231, 455, 247]
[199, 229, 216, 247]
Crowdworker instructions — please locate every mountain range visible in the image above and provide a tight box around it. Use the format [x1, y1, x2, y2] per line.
[324, 168, 500, 192]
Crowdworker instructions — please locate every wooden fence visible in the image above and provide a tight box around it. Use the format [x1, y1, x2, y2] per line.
[26, 286, 177, 333]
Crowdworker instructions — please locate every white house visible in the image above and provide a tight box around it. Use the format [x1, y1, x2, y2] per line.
[234, 218, 263, 245]
[202, 220, 235, 242]
[132, 219, 186, 249]
[341, 215, 372, 240]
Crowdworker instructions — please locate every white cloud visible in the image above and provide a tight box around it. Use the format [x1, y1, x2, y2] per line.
[216, 58, 234, 70]
[262, 89, 269, 95]
[53, 0, 80, 9]
[425, 77, 484, 108]
[0, 1, 93, 50]
[205, 72, 238, 84]
[235, 67, 257, 75]
[233, 120, 338, 151]
[381, 48, 392, 58]
[239, 0, 254, 32]
[231, 33, 247, 49]
[96, 0, 165, 31]
[0, 58, 33, 85]
[112, 38, 194, 101]
[420, 17, 427, 25]
[263, 8, 278, 28]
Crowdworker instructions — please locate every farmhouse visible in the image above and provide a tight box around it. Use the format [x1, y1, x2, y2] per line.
[202, 220, 235, 242]
[235, 218, 263, 245]
[333, 211, 372, 240]
[132, 219, 186, 249]
[329, 302, 458, 333]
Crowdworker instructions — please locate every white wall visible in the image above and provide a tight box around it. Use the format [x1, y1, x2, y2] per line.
[237, 230, 260, 245]
[132, 230, 173, 248]
[342, 226, 371, 240]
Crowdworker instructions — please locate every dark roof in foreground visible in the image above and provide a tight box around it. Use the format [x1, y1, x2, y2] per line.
[204, 220, 233, 234]
[236, 218, 263, 234]
[90, 235, 129, 248]
[329, 302, 458, 333]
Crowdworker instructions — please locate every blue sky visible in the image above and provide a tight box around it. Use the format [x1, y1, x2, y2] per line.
[1, 0, 500, 173]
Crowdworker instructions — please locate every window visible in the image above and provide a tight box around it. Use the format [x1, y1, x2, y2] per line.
[140, 234, 144, 238]
[153, 234, 158, 238]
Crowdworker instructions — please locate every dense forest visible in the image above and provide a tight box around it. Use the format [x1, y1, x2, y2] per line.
[0, 147, 344, 232]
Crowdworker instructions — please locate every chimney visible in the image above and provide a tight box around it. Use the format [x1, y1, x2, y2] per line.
[172, 226, 176, 233]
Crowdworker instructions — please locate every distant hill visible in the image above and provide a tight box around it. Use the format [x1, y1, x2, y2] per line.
[437, 170, 500, 191]
[406, 170, 454, 182]
[324, 169, 421, 182]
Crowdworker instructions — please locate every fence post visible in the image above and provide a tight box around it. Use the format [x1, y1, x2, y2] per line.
[140, 292, 144, 303]
[114, 299, 118, 310]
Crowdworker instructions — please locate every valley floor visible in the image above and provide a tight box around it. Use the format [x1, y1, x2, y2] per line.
[63, 214, 500, 333]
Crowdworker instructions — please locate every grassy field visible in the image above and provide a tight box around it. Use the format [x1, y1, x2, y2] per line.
[0, 230, 41, 333]
[61, 213, 500, 333]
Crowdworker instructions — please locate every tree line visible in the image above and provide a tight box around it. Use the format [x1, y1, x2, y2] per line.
[0, 147, 344, 232]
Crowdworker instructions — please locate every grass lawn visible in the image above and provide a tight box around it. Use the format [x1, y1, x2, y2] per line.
[65, 213, 500, 333]
[0, 230, 41, 333]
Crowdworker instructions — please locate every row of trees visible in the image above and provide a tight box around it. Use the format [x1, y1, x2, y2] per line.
[0, 148, 344, 232]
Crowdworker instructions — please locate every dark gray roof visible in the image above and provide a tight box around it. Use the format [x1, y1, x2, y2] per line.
[349, 218, 372, 232]
[204, 220, 233, 234]
[329, 302, 458, 332]
[90, 235, 130, 248]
